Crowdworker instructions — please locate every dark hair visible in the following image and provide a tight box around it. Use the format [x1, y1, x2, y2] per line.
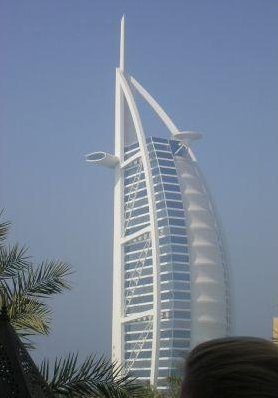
[181, 337, 278, 398]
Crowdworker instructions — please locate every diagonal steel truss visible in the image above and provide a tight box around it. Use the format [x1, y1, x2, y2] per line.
[124, 160, 143, 232]
[125, 237, 151, 311]
[125, 318, 153, 373]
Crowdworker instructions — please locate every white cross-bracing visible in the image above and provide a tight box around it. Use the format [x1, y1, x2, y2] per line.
[125, 318, 153, 373]
[124, 159, 143, 232]
[125, 237, 151, 311]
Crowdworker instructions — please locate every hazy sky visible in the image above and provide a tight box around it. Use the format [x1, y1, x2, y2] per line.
[1, 0, 277, 364]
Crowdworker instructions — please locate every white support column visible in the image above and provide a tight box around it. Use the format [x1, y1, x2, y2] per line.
[112, 68, 125, 365]
[118, 71, 161, 386]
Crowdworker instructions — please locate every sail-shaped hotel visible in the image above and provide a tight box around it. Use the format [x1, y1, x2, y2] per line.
[86, 17, 231, 388]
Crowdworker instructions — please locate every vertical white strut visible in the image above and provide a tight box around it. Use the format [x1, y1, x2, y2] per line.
[118, 71, 161, 385]
[120, 15, 125, 72]
[112, 18, 125, 366]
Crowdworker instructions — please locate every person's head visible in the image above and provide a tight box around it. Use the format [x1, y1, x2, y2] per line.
[181, 337, 278, 398]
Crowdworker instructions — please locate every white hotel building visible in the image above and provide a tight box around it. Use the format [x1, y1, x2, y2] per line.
[86, 17, 232, 389]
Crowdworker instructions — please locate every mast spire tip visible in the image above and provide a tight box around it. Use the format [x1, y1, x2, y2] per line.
[120, 15, 125, 71]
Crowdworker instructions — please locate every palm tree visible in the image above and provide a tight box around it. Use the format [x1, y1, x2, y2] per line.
[0, 214, 72, 348]
[0, 214, 146, 397]
[40, 353, 146, 397]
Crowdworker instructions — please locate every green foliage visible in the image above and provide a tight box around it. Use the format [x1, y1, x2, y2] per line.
[0, 211, 10, 244]
[41, 353, 146, 397]
[0, 214, 147, 397]
[0, 216, 72, 348]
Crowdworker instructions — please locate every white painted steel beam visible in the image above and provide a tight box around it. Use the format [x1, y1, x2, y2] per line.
[121, 152, 141, 169]
[121, 310, 153, 323]
[118, 70, 161, 385]
[120, 225, 151, 244]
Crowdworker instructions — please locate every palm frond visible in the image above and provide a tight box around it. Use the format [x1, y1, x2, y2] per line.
[21, 260, 72, 298]
[0, 259, 72, 345]
[0, 212, 31, 279]
[40, 353, 146, 397]
[0, 275, 51, 345]
[0, 243, 30, 278]
[0, 215, 73, 350]
[0, 212, 10, 244]
[14, 332, 37, 350]
[1, 260, 72, 300]
[9, 296, 51, 335]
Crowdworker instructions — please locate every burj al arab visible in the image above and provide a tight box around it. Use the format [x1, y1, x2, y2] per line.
[86, 16, 232, 389]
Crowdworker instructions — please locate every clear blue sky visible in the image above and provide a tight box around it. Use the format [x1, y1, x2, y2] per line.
[0, 0, 277, 363]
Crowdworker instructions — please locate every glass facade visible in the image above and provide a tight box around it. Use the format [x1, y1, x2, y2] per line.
[123, 137, 192, 384]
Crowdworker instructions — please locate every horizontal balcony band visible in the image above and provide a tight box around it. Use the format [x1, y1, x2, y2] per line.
[125, 303, 153, 309]
[124, 178, 146, 189]
[125, 283, 153, 289]
[192, 259, 218, 265]
[121, 310, 153, 323]
[121, 152, 142, 168]
[125, 349, 152, 353]
[125, 367, 151, 370]
[121, 225, 151, 244]
[125, 221, 151, 234]
[189, 223, 215, 230]
[125, 289, 190, 298]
